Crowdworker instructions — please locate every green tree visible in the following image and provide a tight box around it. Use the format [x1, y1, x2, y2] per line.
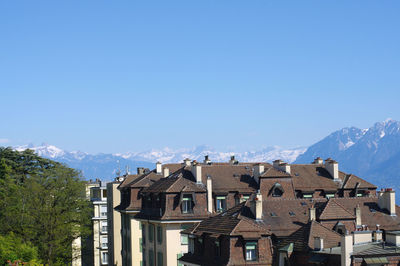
[0, 232, 40, 265]
[0, 147, 92, 265]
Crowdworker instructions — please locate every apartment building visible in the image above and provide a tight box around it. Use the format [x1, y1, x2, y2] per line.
[90, 180, 110, 266]
[118, 156, 386, 266]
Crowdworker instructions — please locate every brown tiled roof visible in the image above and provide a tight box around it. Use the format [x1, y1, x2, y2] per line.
[290, 165, 342, 191]
[118, 174, 138, 189]
[261, 166, 291, 178]
[127, 163, 183, 189]
[319, 199, 356, 220]
[342, 174, 376, 189]
[328, 197, 400, 231]
[307, 221, 342, 249]
[142, 168, 206, 193]
[262, 198, 327, 237]
[186, 202, 269, 237]
[199, 164, 258, 193]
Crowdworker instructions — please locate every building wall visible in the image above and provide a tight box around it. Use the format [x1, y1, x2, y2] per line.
[108, 182, 123, 266]
[130, 217, 142, 266]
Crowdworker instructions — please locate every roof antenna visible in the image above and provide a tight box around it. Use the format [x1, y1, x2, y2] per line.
[125, 165, 130, 175]
[116, 160, 121, 177]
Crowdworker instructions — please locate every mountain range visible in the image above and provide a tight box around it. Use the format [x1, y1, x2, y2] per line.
[10, 119, 400, 196]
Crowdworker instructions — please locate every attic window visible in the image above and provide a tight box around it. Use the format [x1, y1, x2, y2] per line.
[294, 173, 299, 176]
[370, 208, 377, 213]
[301, 202, 307, 206]
[271, 183, 284, 197]
[289, 211, 295, 216]
[181, 194, 194, 214]
[303, 193, 313, 199]
[270, 212, 277, 217]
[325, 193, 335, 199]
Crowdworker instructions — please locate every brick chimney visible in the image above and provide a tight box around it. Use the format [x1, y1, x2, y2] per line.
[325, 159, 339, 180]
[137, 167, 145, 175]
[313, 157, 323, 164]
[229, 155, 237, 164]
[273, 160, 290, 174]
[163, 167, 169, 177]
[203, 155, 211, 164]
[183, 158, 191, 166]
[378, 188, 396, 216]
[207, 175, 213, 213]
[254, 164, 264, 184]
[191, 162, 202, 184]
[309, 206, 316, 221]
[355, 205, 361, 226]
[255, 191, 263, 220]
[156, 161, 162, 174]
[341, 232, 353, 266]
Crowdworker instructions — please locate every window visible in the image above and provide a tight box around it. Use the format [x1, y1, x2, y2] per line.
[149, 249, 154, 266]
[216, 196, 227, 212]
[241, 195, 250, 203]
[148, 224, 154, 243]
[102, 189, 107, 198]
[101, 236, 108, 249]
[189, 237, 194, 253]
[325, 193, 335, 199]
[142, 224, 146, 244]
[181, 224, 191, 245]
[157, 226, 163, 244]
[100, 205, 107, 217]
[245, 242, 257, 261]
[303, 193, 313, 199]
[101, 251, 108, 264]
[139, 238, 143, 252]
[289, 211, 295, 217]
[157, 252, 163, 266]
[100, 221, 108, 233]
[182, 195, 193, 213]
[177, 253, 183, 266]
[270, 212, 277, 217]
[214, 240, 221, 257]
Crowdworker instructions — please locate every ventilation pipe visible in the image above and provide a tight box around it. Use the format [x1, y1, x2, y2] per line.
[207, 176, 213, 213]
[163, 167, 169, 178]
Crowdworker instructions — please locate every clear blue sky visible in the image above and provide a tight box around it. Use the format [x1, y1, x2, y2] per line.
[1, 1, 399, 153]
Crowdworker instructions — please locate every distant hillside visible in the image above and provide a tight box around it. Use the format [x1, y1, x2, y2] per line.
[295, 119, 400, 192]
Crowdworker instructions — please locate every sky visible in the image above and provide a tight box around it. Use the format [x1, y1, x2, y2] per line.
[1, 1, 400, 154]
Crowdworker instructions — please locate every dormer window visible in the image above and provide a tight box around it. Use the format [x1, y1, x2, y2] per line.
[271, 183, 284, 197]
[181, 194, 194, 214]
[245, 241, 257, 261]
[216, 196, 227, 212]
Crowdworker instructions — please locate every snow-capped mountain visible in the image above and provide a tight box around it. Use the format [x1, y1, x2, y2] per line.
[116, 145, 305, 164]
[295, 119, 400, 194]
[13, 143, 305, 180]
[10, 119, 400, 191]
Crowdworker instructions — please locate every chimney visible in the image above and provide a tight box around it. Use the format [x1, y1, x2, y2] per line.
[325, 159, 339, 180]
[207, 176, 213, 213]
[254, 164, 264, 184]
[203, 155, 211, 164]
[309, 206, 316, 221]
[373, 225, 382, 242]
[163, 167, 170, 177]
[314, 237, 324, 251]
[156, 161, 162, 174]
[191, 162, 202, 184]
[137, 167, 145, 175]
[313, 157, 324, 164]
[273, 159, 283, 168]
[273, 160, 290, 174]
[355, 205, 361, 226]
[378, 188, 396, 216]
[341, 232, 353, 266]
[229, 155, 237, 164]
[280, 163, 291, 174]
[255, 191, 263, 220]
[183, 158, 191, 166]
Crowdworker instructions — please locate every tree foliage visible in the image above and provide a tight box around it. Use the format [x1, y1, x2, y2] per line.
[0, 147, 92, 265]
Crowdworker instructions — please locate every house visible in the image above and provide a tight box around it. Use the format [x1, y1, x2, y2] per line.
[117, 156, 393, 266]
